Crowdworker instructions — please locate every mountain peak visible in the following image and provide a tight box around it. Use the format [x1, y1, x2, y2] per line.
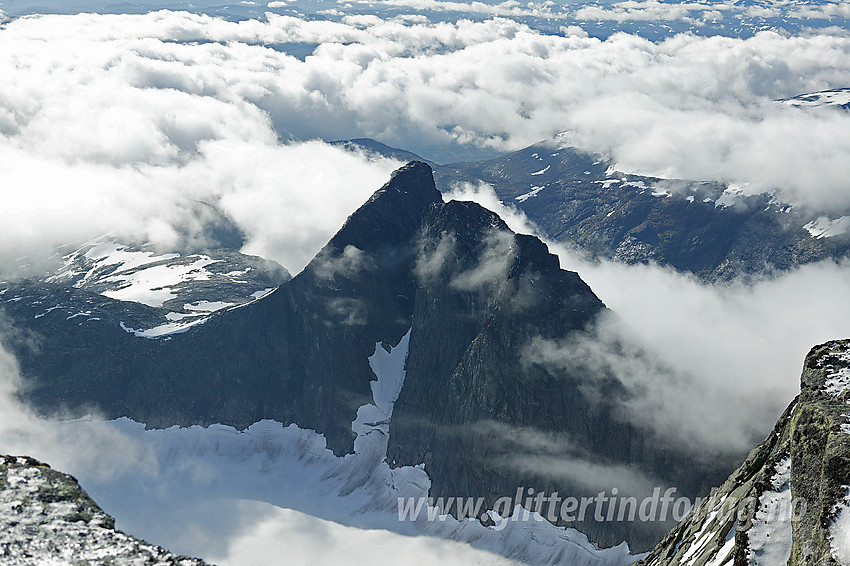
[376, 160, 439, 203]
[327, 161, 442, 252]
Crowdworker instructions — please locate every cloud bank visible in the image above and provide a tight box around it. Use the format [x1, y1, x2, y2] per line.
[1, 9, 850, 279]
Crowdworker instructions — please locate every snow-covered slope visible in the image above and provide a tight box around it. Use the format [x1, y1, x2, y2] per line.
[782, 88, 850, 111]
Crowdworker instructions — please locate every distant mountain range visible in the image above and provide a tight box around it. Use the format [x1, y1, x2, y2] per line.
[342, 127, 850, 281]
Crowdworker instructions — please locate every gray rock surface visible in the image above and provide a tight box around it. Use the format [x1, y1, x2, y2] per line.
[0, 454, 209, 566]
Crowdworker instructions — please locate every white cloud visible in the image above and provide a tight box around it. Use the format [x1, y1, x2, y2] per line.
[574, 1, 727, 23]
[344, 0, 563, 20]
[791, 1, 850, 19]
[467, 421, 664, 497]
[450, 229, 516, 291]
[1, 11, 850, 264]
[444, 181, 541, 235]
[206, 501, 524, 566]
[0, 136, 401, 275]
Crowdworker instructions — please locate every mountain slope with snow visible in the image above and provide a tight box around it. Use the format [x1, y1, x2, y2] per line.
[436, 139, 850, 281]
[782, 88, 850, 111]
[39, 333, 635, 566]
[2, 239, 289, 345]
[1, 161, 735, 552]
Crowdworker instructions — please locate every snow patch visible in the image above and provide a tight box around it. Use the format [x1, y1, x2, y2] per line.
[184, 300, 235, 312]
[784, 89, 850, 108]
[594, 179, 620, 189]
[803, 216, 850, 239]
[66, 311, 92, 320]
[250, 288, 276, 300]
[831, 487, 850, 564]
[514, 186, 544, 203]
[34, 305, 62, 319]
[48, 242, 180, 287]
[351, 330, 411, 455]
[714, 185, 746, 209]
[530, 165, 551, 176]
[119, 318, 208, 338]
[680, 508, 722, 563]
[165, 312, 205, 321]
[102, 256, 219, 308]
[823, 350, 850, 396]
[747, 456, 793, 566]
[705, 523, 736, 566]
[83, 243, 180, 275]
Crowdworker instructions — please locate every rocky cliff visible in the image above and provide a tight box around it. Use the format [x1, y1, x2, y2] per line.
[635, 339, 850, 566]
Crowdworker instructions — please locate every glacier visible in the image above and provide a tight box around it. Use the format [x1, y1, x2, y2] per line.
[19, 331, 639, 566]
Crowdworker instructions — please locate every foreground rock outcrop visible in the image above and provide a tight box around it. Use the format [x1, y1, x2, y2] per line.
[636, 339, 850, 566]
[0, 454, 209, 565]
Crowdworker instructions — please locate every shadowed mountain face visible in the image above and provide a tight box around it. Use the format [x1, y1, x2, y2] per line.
[4, 161, 732, 550]
[7, 162, 440, 456]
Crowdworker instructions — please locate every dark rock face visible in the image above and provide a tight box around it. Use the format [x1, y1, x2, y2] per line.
[4, 161, 731, 551]
[4, 162, 440, 456]
[636, 339, 850, 566]
[388, 197, 730, 550]
[0, 454, 209, 565]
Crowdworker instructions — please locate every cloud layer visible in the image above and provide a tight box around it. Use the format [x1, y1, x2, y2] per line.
[2, 9, 850, 278]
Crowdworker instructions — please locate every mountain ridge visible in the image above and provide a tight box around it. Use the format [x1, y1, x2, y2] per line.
[335, 137, 850, 281]
[0, 454, 210, 565]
